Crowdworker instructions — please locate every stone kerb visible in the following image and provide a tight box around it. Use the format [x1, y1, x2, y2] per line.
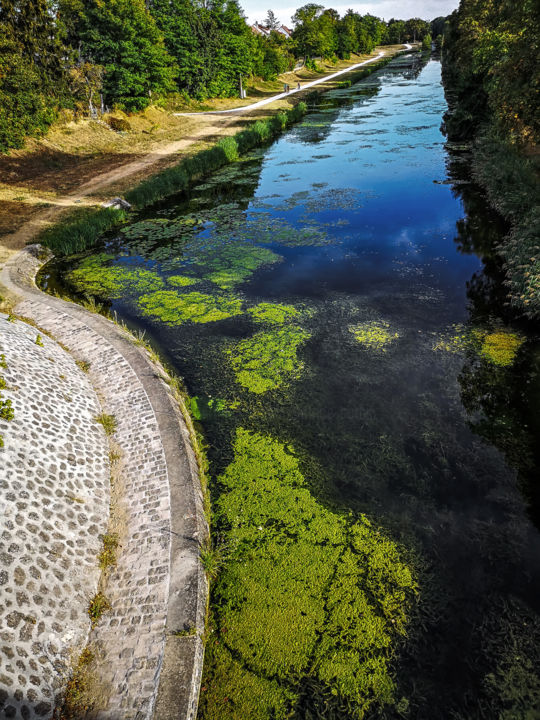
[0, 246, 208, 720]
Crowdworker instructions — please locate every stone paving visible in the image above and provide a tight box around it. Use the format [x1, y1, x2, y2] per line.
[0, 312, 110, 718]
[0, 247, 208, 720]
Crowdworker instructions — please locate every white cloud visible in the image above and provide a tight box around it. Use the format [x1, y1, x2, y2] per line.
[243, 0, 459, 25]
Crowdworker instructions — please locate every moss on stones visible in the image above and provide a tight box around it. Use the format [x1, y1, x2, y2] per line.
[227, 326, 311, 394]
[200, 429, 416, 720]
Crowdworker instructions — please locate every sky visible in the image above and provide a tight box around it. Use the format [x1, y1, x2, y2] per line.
[243, 0, 460, 25]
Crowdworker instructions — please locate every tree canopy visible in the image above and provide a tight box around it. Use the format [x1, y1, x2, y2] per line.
[0, 0, 433, 151]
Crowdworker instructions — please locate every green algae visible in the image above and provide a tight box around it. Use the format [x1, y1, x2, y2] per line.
[227, 326, 311, 394]
[189, 396, 239, 421]
[247, 302, 301, 325]
[138, 290, 242, 325]
[200, 244, 281, 289]
[67, 254, 164, 299]
[120, 217, 202, 242]
[432, 324, 469, 354]
[199, 429, 416, 720]
[350, 321, 400, 352]
[167, 275, 198, 288]
[433, 326, 525, 367]
[479, 331, 524, 367]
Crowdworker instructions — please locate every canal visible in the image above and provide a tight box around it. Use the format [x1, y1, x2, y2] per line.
[41, 54, 540, 719]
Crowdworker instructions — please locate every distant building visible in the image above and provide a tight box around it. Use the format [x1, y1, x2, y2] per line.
[249, 22, 293, 39]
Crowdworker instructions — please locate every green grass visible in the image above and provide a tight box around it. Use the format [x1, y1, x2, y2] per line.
[38, 207, 129, 256]
[98, 533, 119, 570]
[88, 593, 111, 626]
[94, 413, 117, 435]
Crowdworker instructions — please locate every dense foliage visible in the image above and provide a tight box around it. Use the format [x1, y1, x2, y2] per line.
[443, 0, 539, 143]
[59, 0, 177, 111]
[0, 0, 64, 149]
[442, 0, 540, 318]
[0, 0, 432, 151]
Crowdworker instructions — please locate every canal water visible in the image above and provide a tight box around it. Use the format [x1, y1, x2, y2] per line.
[41, 55, 540, 719]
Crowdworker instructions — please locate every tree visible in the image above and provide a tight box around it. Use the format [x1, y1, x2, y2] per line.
[387, 19, 406, 44]
[0, 1, 65, 151]
[265, 9, 279, 30]
[59, 0, 177, 110]
[405, 17, 430, 43]
[0, 31, 58, 150]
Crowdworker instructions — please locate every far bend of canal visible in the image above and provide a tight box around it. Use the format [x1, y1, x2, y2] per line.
[41, 55, 540, 719]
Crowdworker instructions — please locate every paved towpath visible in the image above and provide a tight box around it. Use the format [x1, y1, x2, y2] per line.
[175, 45, 413, 116]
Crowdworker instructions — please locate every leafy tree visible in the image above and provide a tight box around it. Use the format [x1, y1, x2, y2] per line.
[336, 12, 356, 59]
[405, 17, 430, 42]
[0, 31, 58, 150]
[59, 0, 177, 111]
[443, 0, 539, 144]
[0, 1, 65, 150]
[265, 9, 279, 30]
[422, 33, 432, 51]
[387, 19, 406, 44]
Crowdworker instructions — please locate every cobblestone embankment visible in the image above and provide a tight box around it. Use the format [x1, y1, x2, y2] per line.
[0, 312, 109, 718]
[0, 246, 208, 720]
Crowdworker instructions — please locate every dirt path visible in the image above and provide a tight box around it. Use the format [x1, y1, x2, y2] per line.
[177, 51, 385, 116]
[0, 117, 241, 264]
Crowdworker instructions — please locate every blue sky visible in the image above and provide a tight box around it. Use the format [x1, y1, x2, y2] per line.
[242, 0, 460, 24]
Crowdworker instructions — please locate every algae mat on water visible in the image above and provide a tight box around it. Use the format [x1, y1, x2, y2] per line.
[227, 325, 311, 394]
[199, 430, 417, 719]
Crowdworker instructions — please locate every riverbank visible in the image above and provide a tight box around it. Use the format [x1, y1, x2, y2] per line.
[1, 245, 208, 719]
[470, 135, 540, 319]
[0, 44, 411, 275]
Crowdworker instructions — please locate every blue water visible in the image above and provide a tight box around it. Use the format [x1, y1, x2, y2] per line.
[42, 56, 540, 719]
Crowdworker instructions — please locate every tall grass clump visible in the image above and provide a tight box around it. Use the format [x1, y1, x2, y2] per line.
[39, 207, 128, 256]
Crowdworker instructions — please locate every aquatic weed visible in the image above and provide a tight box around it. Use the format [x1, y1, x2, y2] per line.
[200, 429, 417, 719]
[227, 326, 311, 394]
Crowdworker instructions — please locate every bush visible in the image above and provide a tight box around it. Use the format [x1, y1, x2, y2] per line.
[106, 116, 132, 132]
[0, 33, 58, 152]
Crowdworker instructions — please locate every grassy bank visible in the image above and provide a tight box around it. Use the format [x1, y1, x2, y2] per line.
[38, 103, 307, 256]
[37, 49, 412, 257]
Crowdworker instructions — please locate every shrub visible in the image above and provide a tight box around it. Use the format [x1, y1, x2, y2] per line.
[106, 116, 131, 132]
